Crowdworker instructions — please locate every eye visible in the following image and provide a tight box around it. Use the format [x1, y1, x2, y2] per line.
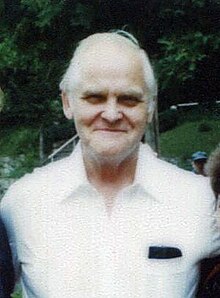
[82, 94, 105, 104]
[118, 95, 141, 107]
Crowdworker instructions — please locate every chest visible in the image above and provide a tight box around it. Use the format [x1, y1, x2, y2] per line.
[16, 195, 208, 297]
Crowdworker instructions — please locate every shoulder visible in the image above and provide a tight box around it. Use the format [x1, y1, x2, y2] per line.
[1, 155, 74, 215]
[8, 154, 72, 190]
[161, 156, 212, 198]
[140, 144, 214, 206]
[156, 154, 207, 187]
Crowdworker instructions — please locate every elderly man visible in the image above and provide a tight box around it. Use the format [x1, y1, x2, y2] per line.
[1, 31, 220, 298]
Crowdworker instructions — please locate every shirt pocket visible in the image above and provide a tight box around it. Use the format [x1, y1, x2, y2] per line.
[143, 249, 191, 298]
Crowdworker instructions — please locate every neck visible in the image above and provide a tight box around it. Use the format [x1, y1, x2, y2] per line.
[82, 148, 139, 212]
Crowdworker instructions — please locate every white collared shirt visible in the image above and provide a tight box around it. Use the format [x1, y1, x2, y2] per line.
[1, 143, 220, 298]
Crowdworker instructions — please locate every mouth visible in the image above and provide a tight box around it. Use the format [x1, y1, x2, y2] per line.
[94, 128, 127, 133]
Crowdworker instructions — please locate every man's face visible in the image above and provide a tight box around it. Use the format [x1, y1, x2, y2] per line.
[62, 41, 153, 163]
[192, 159, 207, 175]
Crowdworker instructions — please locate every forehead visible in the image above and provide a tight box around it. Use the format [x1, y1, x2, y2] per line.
[72, 37, 147, 93]
[76, 33, 140, 59]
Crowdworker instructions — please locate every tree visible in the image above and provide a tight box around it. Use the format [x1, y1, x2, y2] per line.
[0, 0, 219, 126]
[154, 0, 220, 109]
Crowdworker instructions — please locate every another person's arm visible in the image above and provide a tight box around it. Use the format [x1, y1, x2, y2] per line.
[0, 216, 15, 298]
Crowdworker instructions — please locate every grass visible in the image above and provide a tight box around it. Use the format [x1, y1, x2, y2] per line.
[160, 119, 220, 169]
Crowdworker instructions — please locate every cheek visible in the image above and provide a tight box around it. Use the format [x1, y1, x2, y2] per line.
[74, 105, 101, 128]
[128, 109, 148, 127]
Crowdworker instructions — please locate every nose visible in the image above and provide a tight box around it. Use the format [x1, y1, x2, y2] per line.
[101, 98, 123, 122]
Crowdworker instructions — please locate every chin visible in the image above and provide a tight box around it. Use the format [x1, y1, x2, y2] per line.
[95, 147, 123, 158]
[81, 136, 140, 163]
[91, 143, 138, 164]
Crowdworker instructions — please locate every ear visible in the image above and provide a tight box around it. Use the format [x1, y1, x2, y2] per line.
[61, 92, 74, 120]
[147, 100, 155, 123]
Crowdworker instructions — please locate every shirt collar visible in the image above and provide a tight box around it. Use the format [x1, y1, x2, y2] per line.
[57, 142, 94, 204]
[132, 143, 162, 202]
[58, 141, 162, 204]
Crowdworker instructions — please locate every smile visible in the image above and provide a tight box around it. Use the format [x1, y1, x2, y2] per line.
[94, 129, 127, 132]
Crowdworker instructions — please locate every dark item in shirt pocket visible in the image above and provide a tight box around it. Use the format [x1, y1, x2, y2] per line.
[148, 246, 182, 259]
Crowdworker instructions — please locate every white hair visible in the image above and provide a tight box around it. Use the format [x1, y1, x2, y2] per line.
[59, 31, 157, 105]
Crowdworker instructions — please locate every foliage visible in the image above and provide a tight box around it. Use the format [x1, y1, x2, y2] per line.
[43, 120, 75, 154]
[159, 109, 178, 132]
[0, 0, 219, 125]
[155, 0, 220, 109]
[0, 127, 39, 178]
[11, 289, 22, 298]
[157, 32, 219, 88]
[198, 122, 212, 132]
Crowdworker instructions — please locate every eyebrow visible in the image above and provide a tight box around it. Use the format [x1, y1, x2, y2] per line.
[81, 89, 106, 98]
[81, 87, 144, 99]
[119, 89, 144, 99]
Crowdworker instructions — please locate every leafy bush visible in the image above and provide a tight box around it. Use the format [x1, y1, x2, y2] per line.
[11, 290, 22, 298]
[0, 127, 39, 179]
[159, 109, 178, 132]
[198, 122, 212, 132]
[43, 121, 76, 154]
